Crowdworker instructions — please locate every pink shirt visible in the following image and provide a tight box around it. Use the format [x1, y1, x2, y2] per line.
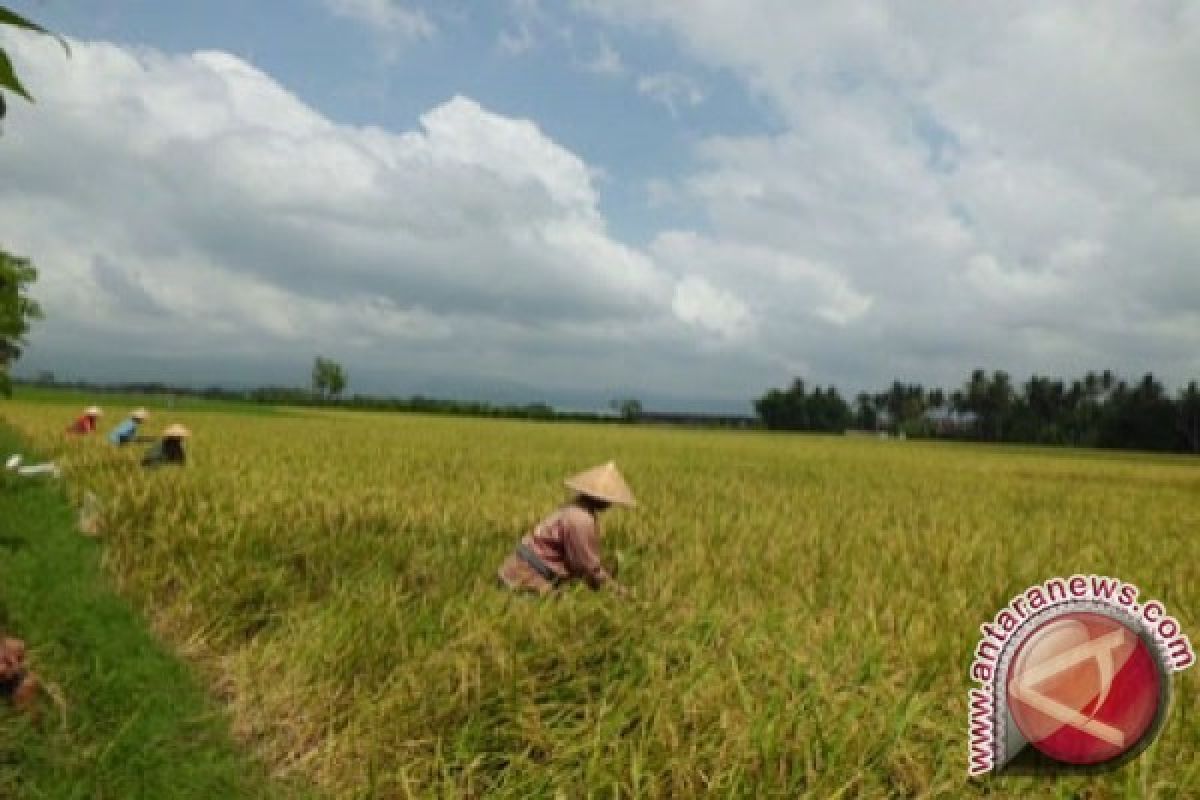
[498, 503, 610, 592]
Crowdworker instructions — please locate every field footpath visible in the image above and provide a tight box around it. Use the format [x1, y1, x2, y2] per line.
[0, 423, 306, 799]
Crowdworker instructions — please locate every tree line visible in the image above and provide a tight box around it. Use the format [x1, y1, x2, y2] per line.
[756, 369, 1200, 454]
[14, 375, 628, 424]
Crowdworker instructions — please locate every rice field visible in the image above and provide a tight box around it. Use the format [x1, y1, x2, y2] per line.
[2, 398, 1198, 798]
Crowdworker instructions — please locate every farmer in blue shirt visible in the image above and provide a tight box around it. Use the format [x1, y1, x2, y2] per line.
[108, 408, 149, 446]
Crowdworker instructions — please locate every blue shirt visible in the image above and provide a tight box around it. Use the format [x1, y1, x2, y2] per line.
[108, 418, 139, 445]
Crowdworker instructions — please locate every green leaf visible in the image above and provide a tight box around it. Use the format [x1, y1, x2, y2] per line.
[0, 6, 70, 55]
[0, 47, 34, 102]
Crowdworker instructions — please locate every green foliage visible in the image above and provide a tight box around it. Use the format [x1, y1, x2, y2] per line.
[755, 378, 851, 432]
[0, 47, 31, 102]
[767, 369, 1200, 453]
[1180, 382, 1200, 453]
[311, 355, 347, 398]
[0, 4, 69, 116]
[0, 248, 42, 396]
[611, 396, 643, 422]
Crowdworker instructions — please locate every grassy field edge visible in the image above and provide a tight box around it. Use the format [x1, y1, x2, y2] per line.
[0, 422, 307, 800]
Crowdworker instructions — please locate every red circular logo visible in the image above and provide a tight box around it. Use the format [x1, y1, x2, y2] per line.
[1007, 611, 1162, 765]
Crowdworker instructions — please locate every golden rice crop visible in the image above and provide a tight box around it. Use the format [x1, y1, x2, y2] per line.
[3, 401, 1198, 798]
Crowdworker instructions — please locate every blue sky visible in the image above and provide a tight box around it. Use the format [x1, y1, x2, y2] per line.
[2, 1, 1198, 411]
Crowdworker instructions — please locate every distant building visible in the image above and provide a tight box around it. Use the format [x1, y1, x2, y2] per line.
[922, 408, 978, 435]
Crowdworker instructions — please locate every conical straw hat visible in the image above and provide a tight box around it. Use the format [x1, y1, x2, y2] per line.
[162, 424, 191, 439]
[84, 406, 103, 416]
[131, 408, 149, 421]
[564, 461, 636, 507]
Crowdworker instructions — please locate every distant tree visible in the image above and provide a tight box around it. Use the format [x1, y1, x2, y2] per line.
[1098, 373, 1175, 451]
[610, 396, 642, 422]
[853, 391, 878, 430]
[986, 371, 1015, 440]
[0, 248, 42, 396]
[311, 356, 347, 399]
[958, 369, 1014, 441]
[523, 402, 555, 420]
[812, 386, 852, 432]
[755, 378, 850, 433]
[0, 6, 69, 122]
[1179, 382, 1200, 454]
[876, 380, 926, 431]
[328, 364, 346, 397]
[35, 369, 53, 386]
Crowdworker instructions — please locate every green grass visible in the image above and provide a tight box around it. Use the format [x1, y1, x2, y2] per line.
[0, 424, 307, 799]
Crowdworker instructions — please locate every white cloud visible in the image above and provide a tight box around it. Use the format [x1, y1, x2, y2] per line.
[636, 71, 704, 116]
[5, 2, 1200, 408]
[671, 276, 751, 341]
[576, 0, 1200, 388]
[0, 33, 762, 406]
[322, 0, 434, 39]
[654, 232, 870, 331]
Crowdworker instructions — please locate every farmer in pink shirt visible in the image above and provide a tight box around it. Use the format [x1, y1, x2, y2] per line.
[497, 461, 635, 597]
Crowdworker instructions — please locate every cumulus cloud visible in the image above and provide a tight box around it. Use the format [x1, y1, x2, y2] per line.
[0, 32, 758, 405]
[4, 1, 1200, 410]
[577, 0, 1200, 388]
[670, 276, 751, 341]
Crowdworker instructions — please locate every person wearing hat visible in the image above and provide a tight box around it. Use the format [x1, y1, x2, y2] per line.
[65, 406, 103, 435]
[141, 424, 190, 468]
[108, 408, 150, 446]
[497, 461, 635, 597]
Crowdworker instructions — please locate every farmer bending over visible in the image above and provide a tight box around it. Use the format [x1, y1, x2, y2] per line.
[65, 406, 102, 435]
[142, 424, 190, 468]
[108, 407, 149, 446]
[497, 461, 634, 597]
